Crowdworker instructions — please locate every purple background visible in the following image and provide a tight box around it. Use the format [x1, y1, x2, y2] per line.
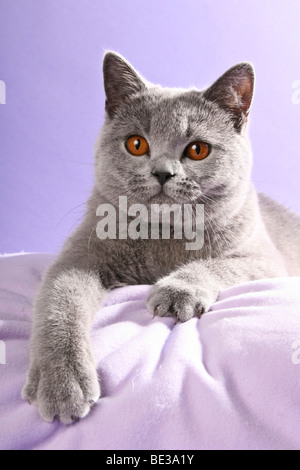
[1, 0, 300, 254]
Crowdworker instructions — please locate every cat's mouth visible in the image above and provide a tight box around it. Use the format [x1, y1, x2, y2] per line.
[148, 184, 202, 205]
[125, 176, 204, 205]
[148, 188, 177, 204]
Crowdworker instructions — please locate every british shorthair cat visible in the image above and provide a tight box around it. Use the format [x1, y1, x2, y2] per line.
[22, 52, 300, 423]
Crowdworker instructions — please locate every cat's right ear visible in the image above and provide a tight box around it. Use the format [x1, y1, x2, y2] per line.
[103, 52, 147, 118]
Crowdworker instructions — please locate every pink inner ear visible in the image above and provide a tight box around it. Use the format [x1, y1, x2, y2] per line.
[238, 75, 253, 113]
[204, 63, 254, 126]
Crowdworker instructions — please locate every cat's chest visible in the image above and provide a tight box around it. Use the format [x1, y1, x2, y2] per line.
[97, 237, 203, 287]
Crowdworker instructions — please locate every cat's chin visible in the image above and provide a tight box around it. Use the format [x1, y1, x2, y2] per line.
[148, 192, 177, 204]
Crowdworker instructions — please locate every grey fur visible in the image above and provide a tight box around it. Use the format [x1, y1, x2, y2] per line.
[22, 52, 300, 423]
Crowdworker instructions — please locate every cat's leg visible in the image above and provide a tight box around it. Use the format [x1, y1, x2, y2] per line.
[147, 251, 287, 322]
[22, 260, 106, 423]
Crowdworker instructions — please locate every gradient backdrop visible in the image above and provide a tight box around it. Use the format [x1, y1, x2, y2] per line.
[1, 0, 300, 253]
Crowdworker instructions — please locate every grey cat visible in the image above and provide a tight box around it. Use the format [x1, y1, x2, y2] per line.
[22, 52, 300, 423]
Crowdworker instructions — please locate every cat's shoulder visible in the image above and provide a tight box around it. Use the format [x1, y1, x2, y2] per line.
[258, 192, 300, 225]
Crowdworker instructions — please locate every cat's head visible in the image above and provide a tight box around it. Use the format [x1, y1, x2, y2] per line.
[95, 52, 255, 210]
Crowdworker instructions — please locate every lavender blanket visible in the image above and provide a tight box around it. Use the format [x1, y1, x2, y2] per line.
[1, 253, 300, 450]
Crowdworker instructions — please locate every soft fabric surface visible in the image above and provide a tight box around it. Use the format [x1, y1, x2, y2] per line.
[1, 253, 300, 450]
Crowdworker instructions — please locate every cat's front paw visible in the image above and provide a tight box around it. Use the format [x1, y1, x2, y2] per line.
[22, 359, 100, 424]
[147, 275, 217, 323]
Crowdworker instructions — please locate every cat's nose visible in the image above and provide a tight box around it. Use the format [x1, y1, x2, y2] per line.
[152, 171, 175, 186]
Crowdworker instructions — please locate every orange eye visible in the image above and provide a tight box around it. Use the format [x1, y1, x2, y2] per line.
[185, 141, 210, 160]
[126, 135, 149, 156]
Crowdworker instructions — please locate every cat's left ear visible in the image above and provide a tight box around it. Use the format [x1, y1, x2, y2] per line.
[103, 52, 147, 118]
[203, 63, 255, 132]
